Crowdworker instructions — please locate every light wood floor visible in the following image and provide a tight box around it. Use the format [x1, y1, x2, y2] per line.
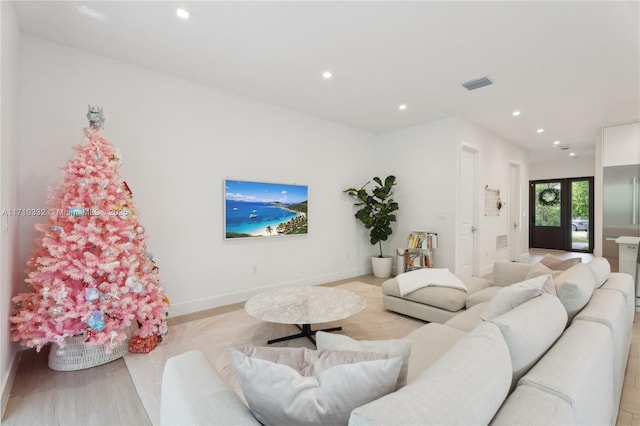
[3, 253, 639, 425]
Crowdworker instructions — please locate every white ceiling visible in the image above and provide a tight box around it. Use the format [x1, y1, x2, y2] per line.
[13, 1, 640, 161]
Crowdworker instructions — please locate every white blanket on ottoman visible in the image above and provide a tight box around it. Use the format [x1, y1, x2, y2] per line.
[396, 268, 468, 296]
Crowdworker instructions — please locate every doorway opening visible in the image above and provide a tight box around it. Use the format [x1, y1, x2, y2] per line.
[529, 177, 593, 253]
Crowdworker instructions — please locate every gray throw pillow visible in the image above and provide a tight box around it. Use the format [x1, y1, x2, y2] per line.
[539, 254, 581, 271]
[230, 346, 402, 426]
[316, 331, 411, 389]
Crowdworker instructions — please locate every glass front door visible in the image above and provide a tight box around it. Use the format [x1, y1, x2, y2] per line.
[530, 181, 565, 250]
[529, 177, 593, 252]
[569, 178, 593, 252]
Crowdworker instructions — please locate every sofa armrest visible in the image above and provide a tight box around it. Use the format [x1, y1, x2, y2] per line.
[160, 349, 260, 426]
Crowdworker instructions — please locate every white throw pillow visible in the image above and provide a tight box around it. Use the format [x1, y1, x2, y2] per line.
[587, 257, 611, 288]
[481, 274, 553, 321]
[315, 331, 411, 389]
[230, 346, 402, 426]
[554, 263, 596, 319]
[524, 263, 561, 294]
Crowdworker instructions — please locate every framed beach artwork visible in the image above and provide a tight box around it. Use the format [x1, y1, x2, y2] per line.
[224, 179, 308, 239]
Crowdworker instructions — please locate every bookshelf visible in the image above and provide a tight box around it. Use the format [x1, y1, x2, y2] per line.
[401, 231, 438, 273]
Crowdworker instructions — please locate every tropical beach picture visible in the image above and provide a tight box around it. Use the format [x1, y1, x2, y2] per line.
[224, 179, 308, 239]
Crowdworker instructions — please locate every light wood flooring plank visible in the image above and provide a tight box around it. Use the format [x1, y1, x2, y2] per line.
[2, 346, 149, 426]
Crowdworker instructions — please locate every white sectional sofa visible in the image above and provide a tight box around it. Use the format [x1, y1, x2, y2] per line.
[380, 257, 581, 323]
[160, 258, 635, 425]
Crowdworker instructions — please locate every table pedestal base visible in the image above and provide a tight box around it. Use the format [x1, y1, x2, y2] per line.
[267, 324, 342, 346]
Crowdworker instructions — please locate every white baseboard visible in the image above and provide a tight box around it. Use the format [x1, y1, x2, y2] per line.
[1, 349, 22, 420]
[168, 267, 369, 317]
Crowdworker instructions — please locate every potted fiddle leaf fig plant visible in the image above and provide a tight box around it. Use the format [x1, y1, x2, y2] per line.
[344, 175, 399, 278]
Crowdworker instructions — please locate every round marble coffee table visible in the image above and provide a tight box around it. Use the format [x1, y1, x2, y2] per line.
[245, 286, 366, 345]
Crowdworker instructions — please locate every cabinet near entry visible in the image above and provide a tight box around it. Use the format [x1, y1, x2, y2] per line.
[603, 122, 640, 167]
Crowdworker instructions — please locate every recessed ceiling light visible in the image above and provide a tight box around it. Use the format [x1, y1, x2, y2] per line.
[398, 104, 407, 111]
[553, 140, 560, 145]
[176, 8, 190, 20]
[512, 111, 521, 117]
[322, 71, 333, 79]
[537, 128, 544, 133]
[569, 152, 576, 157]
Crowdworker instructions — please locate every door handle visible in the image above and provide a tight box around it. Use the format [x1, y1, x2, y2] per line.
[471, 226, 477, 232]
[513, 223, 518, 229]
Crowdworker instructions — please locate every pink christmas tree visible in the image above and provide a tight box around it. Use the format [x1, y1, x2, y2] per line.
[10, 109, 169, 353]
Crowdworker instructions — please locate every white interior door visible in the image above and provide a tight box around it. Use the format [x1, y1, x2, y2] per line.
[459, 146, 478, 277]
[509, 162, 521, 261]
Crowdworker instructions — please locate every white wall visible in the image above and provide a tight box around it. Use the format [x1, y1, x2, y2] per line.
[376, 118, 457, 270]
[456, 119, 530, 274]
[1, 1, 22, 416]
[375, 117, 529, 276]
[529, 157, 595, 181]
[17, 36, 377, 317]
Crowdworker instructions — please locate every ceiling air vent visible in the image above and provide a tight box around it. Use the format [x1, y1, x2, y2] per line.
[462, 76, 494, 91]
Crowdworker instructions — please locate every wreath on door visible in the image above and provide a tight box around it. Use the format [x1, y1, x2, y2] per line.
[538, 188, 560, 206]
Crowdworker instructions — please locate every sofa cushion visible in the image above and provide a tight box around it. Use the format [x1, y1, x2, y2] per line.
[491, 383, 575, 425]
[160, 349, 261, 426]
[516, 320, 614, 426]
[554, 263, 597, 320]
[315, 331, 411, 389]
[574, 289, 631, 409]
[459, 275, 492, 292]
[403, 323, 466, 382]
[587, 257, 611, 288]
[539, 253, 582, 270]
[349, 322, 512, 426]
[488, 293, 567, 388]
[382, 274, 490, 313]
[444, 301, 487, 332]
[480, 274, 553, 321]
[230, 346, 401, 426]
[466, 286, 500, 308]
[600, 272, 636, 324]
[492, 262, 534, 287]
[524, 262, 561, 289]
[382, 279, 467, 312]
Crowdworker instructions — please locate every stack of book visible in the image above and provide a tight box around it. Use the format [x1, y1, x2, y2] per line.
[406, 231, 438, 250]
[404, 231, 438, 271]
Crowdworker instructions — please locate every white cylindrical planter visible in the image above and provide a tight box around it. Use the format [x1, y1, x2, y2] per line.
[372, 256, 393, 278]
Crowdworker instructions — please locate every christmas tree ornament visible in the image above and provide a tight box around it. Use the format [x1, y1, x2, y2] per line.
[87, 311, 106, 331]
[125, 275, 139, 289]
[85, 287, 99, 302]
